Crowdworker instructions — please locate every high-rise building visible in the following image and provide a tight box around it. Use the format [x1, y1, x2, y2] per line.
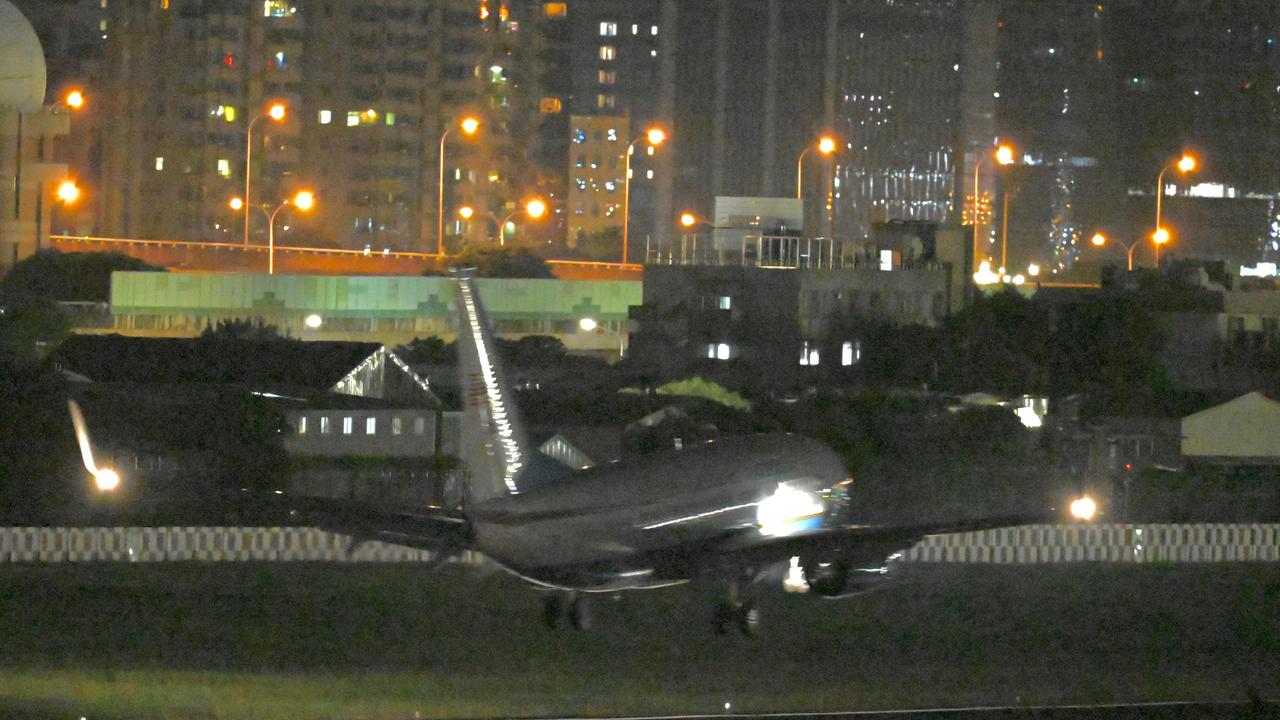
[565, 114, 629, 252]
[97, 0, 546, 253]
[832, 0, 998, 253]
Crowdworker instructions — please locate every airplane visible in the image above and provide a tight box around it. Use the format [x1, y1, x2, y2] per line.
[69, 272, 1098, 636]
[292, 272, 1097, 635]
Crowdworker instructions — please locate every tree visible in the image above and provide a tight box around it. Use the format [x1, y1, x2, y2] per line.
[395, 336, 456, 365]
[200, 319, 283, 341]
[430, 247, 555, 279]
[0, 299, 71, 366]
[0, 250, 165, 303]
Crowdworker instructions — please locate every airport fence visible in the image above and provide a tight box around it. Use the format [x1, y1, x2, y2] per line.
[0, 524, 1274, 564]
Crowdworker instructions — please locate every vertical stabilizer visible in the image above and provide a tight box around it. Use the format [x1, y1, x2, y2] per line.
[454, 274, 529, 501]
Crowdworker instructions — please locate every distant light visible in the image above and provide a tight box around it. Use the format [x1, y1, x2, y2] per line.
[267, 102, 287, 122]
[457, 205, 475, 220]
[1070, 496, 1098, 521]
[55, 180, 80, 204]
[65, 89, 85, 109]
[1153, 227, 1170, 244]
[680, 211, 697, 228]
[1012, 274, 1026, 285]
[94, 468, 121, 492]
[996, 144, 1016, 165]
[525, 198, 548, 219]
[305, 314, 322, 329]
[1028, 263, 1041, 277]
[229, 197, 244, 211]
[460, 116, 480, 135]
[579, 317, 598, 332]
[1177, 154, 1197, 173]
[817, 135, 838, 155]
[646, 127, 667, 146]
[292, 190, 316, 211]
[1090, 232, 1106, 247]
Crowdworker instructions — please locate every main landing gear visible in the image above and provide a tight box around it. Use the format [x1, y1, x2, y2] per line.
[542, 591, 593, 630]
[713, 576, 761, 637]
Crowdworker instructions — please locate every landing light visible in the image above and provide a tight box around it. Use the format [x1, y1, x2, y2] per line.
[757, 483, 824, 537]
[1070, 496, 1097, 521]
[94, 468, 121, 492]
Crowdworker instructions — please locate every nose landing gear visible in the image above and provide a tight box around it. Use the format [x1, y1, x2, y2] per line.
[713, 576, 761, 637]
[542, 591, 593, 631]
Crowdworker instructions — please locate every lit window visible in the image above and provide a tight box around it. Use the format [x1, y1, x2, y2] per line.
[597, 70, 616, 85]
[99, 18, 107, 31]
[263, 0, 291, 17]
[718, 295, 731, 310]
[543, 2, 567, 18]
[216, 105, 237, 122]
[392, 417, 403, 435]
[606, 128, 618, 142]
[413, 417, 426, 435]
[650, 49, 657, 58]
[646, 169, 654, 179]
[342, 417, 353, 435]
[366, 417, 376, 434]
[271, 51, 286, 69]
[540, 97, 562, 113]
[320, 416, 331, 434]
[599, 45, 616, 61]
[651, 25, 659, 35]
[384, 112, 396, 125]
[631, 24, 639, 35]
[318, 109, 332, 124]
[799, 341, 820, 366]
[347, 111, 360, 127]
[716, 343, 731, 360]
[879, 249, 894, 271]
[297, 416, 307, 435]
[216, 159, 231, 177]
[600, 21, 617, 36]
[154, 157, 164, 172]
[596, 94, 615, 109]
[841, 340, 862, 366]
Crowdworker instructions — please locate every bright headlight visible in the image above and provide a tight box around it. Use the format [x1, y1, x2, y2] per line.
[757, 483, 825, 537]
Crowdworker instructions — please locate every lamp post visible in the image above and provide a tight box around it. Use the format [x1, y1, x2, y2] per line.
[231, 189, 314, 274]
[623, 126, 666, 265]
[971, 143, 1016, 268]
[1153, 153, 1196, 268]
[243, 102, 286, 246]
[795, 135, 837, 200]
[1090, 231, 1147, 272]
[579, 316, 626, 359]
[459, 197, 548, 245]
[437, 116, 480, 255]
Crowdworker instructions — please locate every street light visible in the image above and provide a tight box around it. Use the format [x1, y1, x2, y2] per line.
[437, 116, 481, 255]
[55, 179, 80, 205]
[498, 197, 549, 246]
[579, 316, 626, 359]
[1090, 231, 1148, 272]
[1154, 152, 1196, 267]
[243, 102, 288, 246]
[972, 143, 1017, 268]
[64, 89, 85, 110]
[622, 126, 666, 264]
[795, 134, 838, 200]
[231, 189, 314, 274]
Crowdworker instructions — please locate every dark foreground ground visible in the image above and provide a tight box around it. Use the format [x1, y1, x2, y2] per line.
[0, 562, 1276, 719]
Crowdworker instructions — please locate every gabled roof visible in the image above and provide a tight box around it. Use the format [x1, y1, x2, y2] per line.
[51, 334, 382, 390]
[1182, 391, 1280, 461]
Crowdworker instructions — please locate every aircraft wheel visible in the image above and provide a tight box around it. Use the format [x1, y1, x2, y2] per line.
[542, 593, 564, 629]
[735, 599, 760, 638]
[569, 595, 593, 631]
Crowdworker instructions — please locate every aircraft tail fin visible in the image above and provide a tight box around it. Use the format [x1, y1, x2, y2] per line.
[454, 273, 530, 502]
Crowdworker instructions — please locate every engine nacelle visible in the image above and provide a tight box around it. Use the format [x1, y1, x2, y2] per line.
[797, 553, 898, 598]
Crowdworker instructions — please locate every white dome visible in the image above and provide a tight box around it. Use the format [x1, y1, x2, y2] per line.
[0, 0, 47, 112]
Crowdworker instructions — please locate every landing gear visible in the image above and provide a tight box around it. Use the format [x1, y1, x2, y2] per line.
[713, 576, 761, 637]
[542, 592, 593, 631]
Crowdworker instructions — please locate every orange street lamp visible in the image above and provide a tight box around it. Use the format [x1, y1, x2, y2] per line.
[457, 205, 475, 220]
[972, 142, 1017, 267]
[622, 126, 666, 264]
[55, 179, 81, 205]
[498, 197, 549, 246]
[796, 134, 839, 199]
[64, 89, 85, 110]
[1090, 231, 1153, 272]
[232, 191, 314, 274]
[1154, 152, 1196, 266]
[438, 116, 481, 255]
[679, 211, 714, 230]
[244, 101, 288, 246]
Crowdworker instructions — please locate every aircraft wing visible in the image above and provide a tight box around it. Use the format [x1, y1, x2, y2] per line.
[287, 495, 473, 555]
[643, 512, 1064, 584]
